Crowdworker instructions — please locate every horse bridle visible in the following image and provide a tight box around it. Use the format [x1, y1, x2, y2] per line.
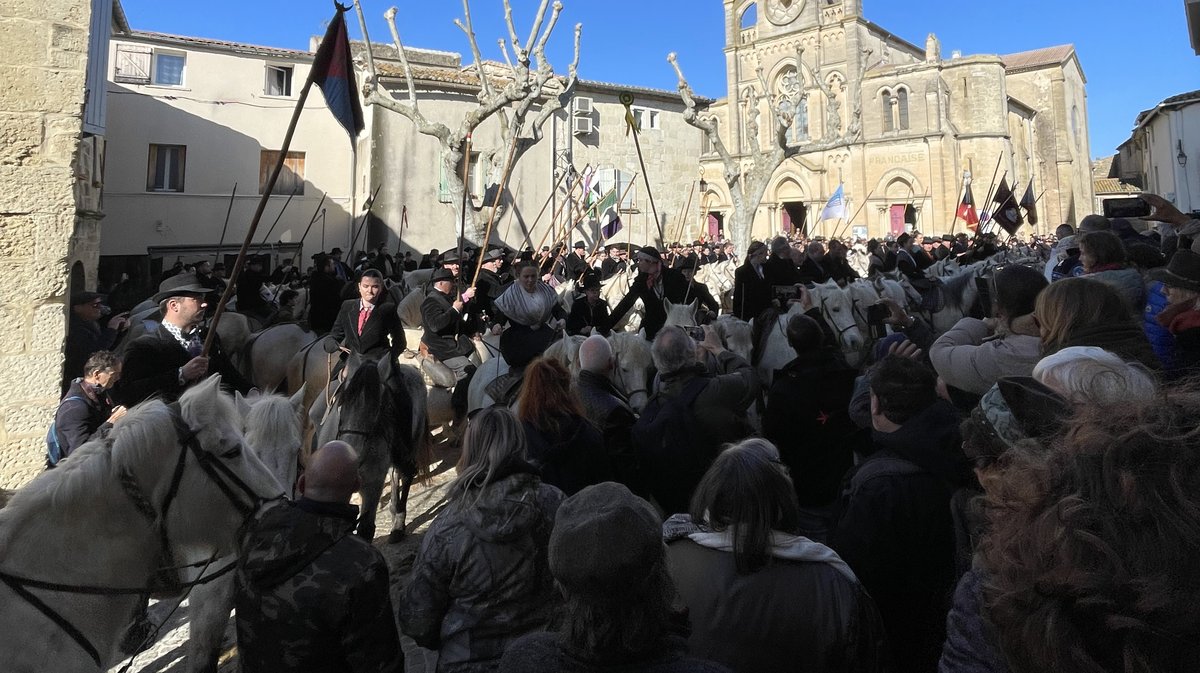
[0, 405, 270, 669]
[609, 350, 648, 402]
[817, 295, 857, 340]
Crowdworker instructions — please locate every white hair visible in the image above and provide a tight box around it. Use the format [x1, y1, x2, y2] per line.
[578, 334, 613, 373]
[651, 326, 697, 376]
[1033, 346, 1157, 406]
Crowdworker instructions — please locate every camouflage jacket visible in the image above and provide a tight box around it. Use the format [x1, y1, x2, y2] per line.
[235, 497, 403, 673]
[399, 464, 565, 672]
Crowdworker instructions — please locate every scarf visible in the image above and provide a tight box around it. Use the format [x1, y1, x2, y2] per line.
[662, 513, 857, 582]
[494, 281, 559, 327]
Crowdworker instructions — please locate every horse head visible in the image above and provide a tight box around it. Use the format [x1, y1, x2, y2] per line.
[608, 331, 653, 412]
[169, 376, 284, 552]
[712, 315, 753, 364]
[663, 299, 699, 328]
[239, 391, 304, 497]
[809, 281, 864, 354]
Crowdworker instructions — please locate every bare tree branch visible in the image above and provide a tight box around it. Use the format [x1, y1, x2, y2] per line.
[455, 0, 495, 102]
[498, 38, 515, 74]
[363, 0, 576, 241]
[501, 0, 526, 64]
[384, 7, 420, 110]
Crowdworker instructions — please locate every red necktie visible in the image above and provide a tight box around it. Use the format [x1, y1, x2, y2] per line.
[357, 305, 372, 335]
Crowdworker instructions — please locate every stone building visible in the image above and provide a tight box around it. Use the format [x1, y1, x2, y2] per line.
[697, 0, 1094, 241]
[364, 48, 710, 255]
[1115, 90, 1199, 215]
[0, 0, 121, 488]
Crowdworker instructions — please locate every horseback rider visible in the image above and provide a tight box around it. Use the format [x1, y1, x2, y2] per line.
[608, 247, 692, 340]
[420, 267, 479, 417]
[114, 274, 253, 406]
[567, 273, 611, 337]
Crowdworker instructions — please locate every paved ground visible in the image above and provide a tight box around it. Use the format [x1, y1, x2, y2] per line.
[110, 431, 462, 673]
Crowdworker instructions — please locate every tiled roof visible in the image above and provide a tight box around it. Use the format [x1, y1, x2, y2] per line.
[127, 30, 313, 60]
[1135, 90, 1200, 127]
[1094, 178, 1140, 195]
[1000, 45, 1075, 72]
[1092, 155, 1115, 178]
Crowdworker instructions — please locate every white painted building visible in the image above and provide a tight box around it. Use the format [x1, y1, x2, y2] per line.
[100, 30, 365, 294]
[1116, 90, 1200, 215]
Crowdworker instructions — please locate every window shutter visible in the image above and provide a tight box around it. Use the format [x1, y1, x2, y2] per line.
[438, 151, 452, 203]
[114, 44, 152, 84]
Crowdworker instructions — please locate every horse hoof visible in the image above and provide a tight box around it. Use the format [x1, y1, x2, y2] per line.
[387, 529, 406, 544]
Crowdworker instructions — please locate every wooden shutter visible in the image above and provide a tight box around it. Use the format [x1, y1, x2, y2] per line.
[113, 44, 152, 84]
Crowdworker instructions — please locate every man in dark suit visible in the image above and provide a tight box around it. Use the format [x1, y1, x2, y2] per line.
[421, 268, 478, 414]
[563, 241, 591, 283]
[322, 269, 405, 363]
[601, 244, 628, 280]
[308, 254, 345, 335]
[607, 247, 692, 341]
[797, 241, 834, 285]
[115, 274, 253, 406]
[467, 248, 506, 330]
[733, 241, 772, 321]
[678, 258, 721, 323]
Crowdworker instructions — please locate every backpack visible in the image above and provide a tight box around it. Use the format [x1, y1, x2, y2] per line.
[45, 396, 85, 467]
[632, 377, 714, 515]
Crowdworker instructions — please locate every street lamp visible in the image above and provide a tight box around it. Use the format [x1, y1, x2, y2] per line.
[1179, 140, 1188, 168]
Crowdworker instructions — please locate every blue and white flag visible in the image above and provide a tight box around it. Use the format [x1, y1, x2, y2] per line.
[821, 184, 846, 221]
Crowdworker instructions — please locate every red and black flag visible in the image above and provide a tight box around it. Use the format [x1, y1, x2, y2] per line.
[1020, 180, 1038, 226]
[312, 3, 364, 142]
[956, 183, 979, 230]
[991, 176, 1023, 236]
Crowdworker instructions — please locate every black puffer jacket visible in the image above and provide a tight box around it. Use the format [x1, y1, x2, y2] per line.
[399, 464, 564, 672]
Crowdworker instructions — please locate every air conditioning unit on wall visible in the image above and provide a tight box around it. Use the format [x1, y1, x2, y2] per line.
[573, 116, 594, 136]
[573, 96, 594, 115]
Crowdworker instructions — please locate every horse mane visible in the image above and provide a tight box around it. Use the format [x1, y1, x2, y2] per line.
[244, 394, 301, 453]
[338, 362, 411, 462]
[21, 401, 178, 517]
[610, 331, 652, 368]
[941, 268, 980, 313]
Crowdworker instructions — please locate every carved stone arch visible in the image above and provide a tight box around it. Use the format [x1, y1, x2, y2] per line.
[875, 168, 924, 200]
[770, 172, 809, 203]
[737, 1, 758, 29]
[702, 184, 731, 211]
[767, 58, 802, 94]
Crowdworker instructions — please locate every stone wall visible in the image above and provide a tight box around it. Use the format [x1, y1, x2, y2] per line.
[0, 0, 93, 488]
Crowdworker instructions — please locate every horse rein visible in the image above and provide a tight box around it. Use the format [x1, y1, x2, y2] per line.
[0, 405, 270, 669]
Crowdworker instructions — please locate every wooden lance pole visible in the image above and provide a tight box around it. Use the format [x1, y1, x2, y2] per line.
[203, 5, 343, 357]
[471, 134, 521, 287]
[213, 182, 238, 264]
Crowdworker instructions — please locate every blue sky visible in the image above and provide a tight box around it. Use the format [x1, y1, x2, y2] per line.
[119, 0, 1197, 158]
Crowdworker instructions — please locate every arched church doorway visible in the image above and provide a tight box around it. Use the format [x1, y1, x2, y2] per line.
[782, 202, 808, 236]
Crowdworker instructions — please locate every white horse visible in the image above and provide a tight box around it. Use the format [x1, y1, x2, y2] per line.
[754, 282, 864, 387]
[0, 376, 283, 673]
[695, 260, 736, 310]
[711, 315, 753, 364]
[466, 333, 585, 413]
[241, 323, 319, 392]
[185, 391, 303, 673]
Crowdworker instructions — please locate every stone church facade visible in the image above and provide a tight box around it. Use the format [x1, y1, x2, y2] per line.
[698, 0, 1094, 241]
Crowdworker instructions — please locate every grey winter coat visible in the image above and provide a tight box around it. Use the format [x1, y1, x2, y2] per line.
[398, 465, 564, 673]
[930, 318, 1042, 396]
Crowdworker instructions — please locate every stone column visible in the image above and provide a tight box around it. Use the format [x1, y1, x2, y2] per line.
[0, 0, 93, 488]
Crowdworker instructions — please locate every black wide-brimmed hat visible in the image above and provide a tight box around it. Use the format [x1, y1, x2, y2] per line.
[441, 250, 462, 263]
[430, 268, 455, 284]
[1149, 250, 1200, 293]
[152, 273, 212, 303]
[481, 248, 505, 263]
[580, 272, 602, 290]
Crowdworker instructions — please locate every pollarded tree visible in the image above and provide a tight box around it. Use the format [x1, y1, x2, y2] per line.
[668, 46, 855, 254]
[355, 0, 580, 242]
